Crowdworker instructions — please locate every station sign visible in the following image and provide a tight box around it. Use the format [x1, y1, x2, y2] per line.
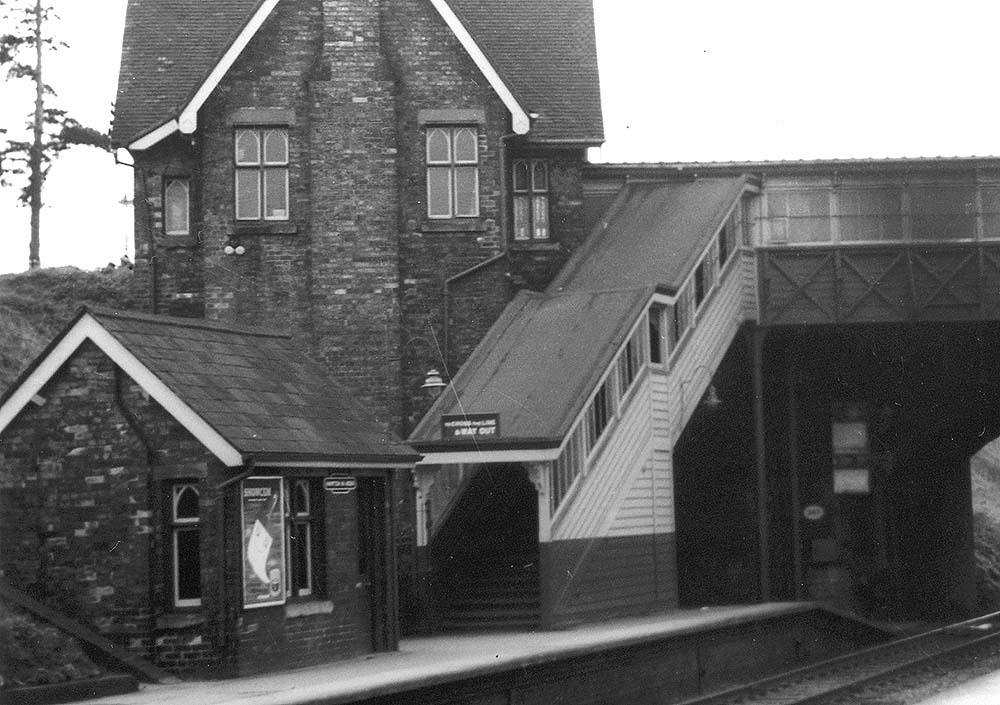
[441, 413, 499, 440]
[323, 475, 357, 494]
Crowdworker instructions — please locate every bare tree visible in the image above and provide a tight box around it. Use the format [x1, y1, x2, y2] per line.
[1, 0, 109, 270]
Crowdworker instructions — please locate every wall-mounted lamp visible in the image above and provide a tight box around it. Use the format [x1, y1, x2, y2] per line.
[702, 383, 723, 410]
[421, 368, 446, 398]
[680, 364, 723, 415]
[224, 239, 246, 256]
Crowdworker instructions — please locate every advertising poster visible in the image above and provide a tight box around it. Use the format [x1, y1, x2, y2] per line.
[241, 476, 286, 608]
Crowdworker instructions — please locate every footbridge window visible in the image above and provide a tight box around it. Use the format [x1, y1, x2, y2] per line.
[551, 322, 650, 514]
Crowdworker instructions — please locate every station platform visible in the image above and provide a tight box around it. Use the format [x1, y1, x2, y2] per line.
[76, 603, 823, 705]
[916, 670, 1000, 704]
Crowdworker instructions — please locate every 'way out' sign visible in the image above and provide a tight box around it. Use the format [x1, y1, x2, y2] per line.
[441, 413, 499, 440]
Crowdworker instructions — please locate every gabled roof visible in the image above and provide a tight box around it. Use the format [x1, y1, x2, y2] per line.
[409, 288, 651, 450]
[409, 177, 750, 454]
[112, 0, 603, 149]
[0, 308, 417, 468]
[444, 0, 604, 144]
[112, 0, 273, 148]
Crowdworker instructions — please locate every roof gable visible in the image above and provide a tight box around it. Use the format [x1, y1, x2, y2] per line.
[0, 308, 416, 467]
[444, 0, 604, 144]
[113, 0, 603, 149]
[112, 0, 278, 148]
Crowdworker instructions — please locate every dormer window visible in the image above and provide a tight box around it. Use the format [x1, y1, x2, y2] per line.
[512, 159, 549, 241]
[426, 127, 479, 219]
[235, 127, 289, 221]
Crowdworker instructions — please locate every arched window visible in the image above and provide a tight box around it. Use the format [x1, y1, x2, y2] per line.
[235, 127, 289, 221]
[164, 179, 190, 235]
[512, 159, 549, 240]
[426, 127, 479, 219]
[171, 483, 201, 607]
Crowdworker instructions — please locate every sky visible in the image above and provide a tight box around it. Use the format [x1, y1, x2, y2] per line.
[1, 0, 999, 275]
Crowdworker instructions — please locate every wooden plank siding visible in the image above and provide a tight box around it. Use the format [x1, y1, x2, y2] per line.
[759, 243, 1000, 326]
[544, 240, 753, 623]
[551, 377, 655, 541]
[667, 250, 749, 442]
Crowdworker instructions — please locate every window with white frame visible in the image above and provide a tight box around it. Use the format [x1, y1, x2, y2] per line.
[718, 209, 738, 269]
[616, 326, 645, 395]
[673, 287, 692, 344]
[284, 478, 321, 598]
[586, 377, 615, 453]
[648, 306, 665, 365]
[164, 178, 190, 235]
[235, 127, 289, 221]
[512, 159, 550, 240]
[426, 126, 479, 219]
[170, 482, 201, 607]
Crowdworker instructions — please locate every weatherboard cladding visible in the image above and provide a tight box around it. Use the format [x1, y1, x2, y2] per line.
[111, 0, 603, 147]
[88, 308, 414, 462]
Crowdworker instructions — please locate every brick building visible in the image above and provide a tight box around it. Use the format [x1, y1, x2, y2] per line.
[0, 0, 604, 676]
[0, 308, 416, 676]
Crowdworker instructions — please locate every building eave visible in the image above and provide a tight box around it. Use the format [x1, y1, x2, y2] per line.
[429, 0, 531, 135]
[126, 0, 282, 151]
[0, 312, 244, 468]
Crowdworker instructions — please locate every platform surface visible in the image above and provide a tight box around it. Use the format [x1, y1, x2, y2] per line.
[915, 670, 1000, 704]
[75, 603, 810, 705]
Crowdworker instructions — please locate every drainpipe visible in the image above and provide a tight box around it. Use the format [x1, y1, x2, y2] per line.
[213, 456, 254, 673]
[440, 131, 518, 368]
[112, 366, 159, 663]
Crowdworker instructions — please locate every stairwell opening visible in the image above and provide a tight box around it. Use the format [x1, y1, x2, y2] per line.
[429, 464, 541, 631]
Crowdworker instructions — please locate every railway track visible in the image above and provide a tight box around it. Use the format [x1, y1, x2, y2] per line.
[677, 611, 1000, 705]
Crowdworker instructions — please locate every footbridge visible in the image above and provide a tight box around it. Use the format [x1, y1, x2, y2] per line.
[408, 157, 1000, 629]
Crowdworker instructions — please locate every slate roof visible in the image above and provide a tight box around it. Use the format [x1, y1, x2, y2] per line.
[409, 177, 749, 448]
[112, 0, 265, 147]
[446, 0, 604, 144]
[409, 288, 650, 448]
[112, 0, 603, 147]
[3, 307, 416, 465]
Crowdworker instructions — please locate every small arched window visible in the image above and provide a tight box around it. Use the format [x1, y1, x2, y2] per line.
[164, 179, 190, 235]
[170, 482, 201, 607]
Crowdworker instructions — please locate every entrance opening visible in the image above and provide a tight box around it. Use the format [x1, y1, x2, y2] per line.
[357, 476, 393, 651]
[429, 464, 540, 630]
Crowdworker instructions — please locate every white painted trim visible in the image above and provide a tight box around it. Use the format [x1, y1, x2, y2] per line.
[177, 0, 282, 136]
[428, 0, 531, 135]
[0, 314, 244, 467]
[417, 447, 560, 465]
[129, 119, 179, 151]
[265, 460, 416, 469]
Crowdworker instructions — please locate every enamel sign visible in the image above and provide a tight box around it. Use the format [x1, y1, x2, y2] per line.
[441, 413, 499, 440]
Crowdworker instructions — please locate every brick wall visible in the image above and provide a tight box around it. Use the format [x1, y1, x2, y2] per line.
[0, 340, 379, 676]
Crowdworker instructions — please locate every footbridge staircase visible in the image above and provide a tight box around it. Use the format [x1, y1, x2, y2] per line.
[410, 176, 761, 628]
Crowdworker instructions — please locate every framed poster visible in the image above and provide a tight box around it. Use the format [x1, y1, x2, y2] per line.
[241, 476, 286, 608]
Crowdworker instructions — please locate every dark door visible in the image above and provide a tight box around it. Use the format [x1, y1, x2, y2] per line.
[357, 476, 393, 651]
